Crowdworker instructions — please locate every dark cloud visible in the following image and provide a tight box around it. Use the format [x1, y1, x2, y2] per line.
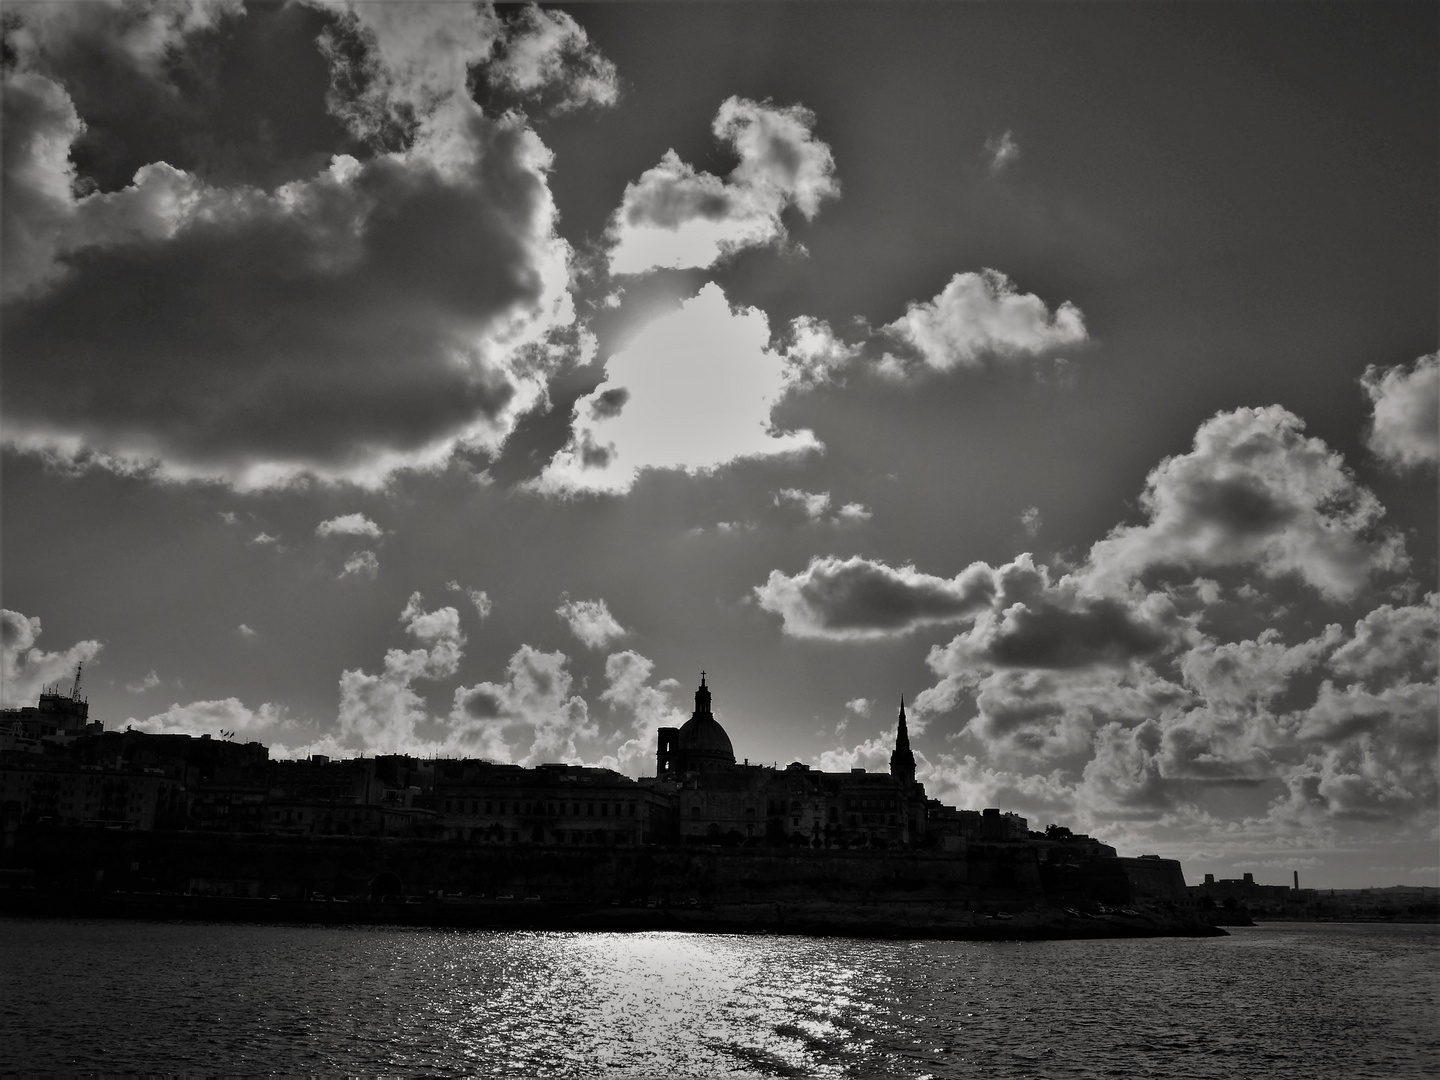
[0, 1, 626, 488]
[755, 555, 996, 640]
[3, 84, 571, 485]
[589, 386, 630, 420]
[4, 120, 548, 480]
[6, 1, 344, 192]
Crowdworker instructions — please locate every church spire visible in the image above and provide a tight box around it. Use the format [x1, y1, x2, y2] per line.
[694, 670, 712, 715]
[890, 695, 916, 785]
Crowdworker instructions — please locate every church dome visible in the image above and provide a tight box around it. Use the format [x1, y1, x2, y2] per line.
[678, 712, 734, 760]
[675, 672, 735, 769]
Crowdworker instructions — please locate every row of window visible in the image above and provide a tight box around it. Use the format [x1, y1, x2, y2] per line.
[459, 827, 635, 844]
[442, 798, 639, 818]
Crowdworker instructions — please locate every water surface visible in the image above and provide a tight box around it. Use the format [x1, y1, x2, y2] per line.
[2, 918, 1434, 1077]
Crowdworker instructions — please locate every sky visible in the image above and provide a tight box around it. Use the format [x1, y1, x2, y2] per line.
[2, 1, 1436, 889]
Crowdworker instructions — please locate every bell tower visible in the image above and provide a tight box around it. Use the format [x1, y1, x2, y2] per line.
[694, 670, 711, 715]
[890, 696, 916, 786]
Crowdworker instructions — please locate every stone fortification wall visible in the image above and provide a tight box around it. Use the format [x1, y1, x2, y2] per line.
[8, 827, 1068, 908]
[1115, 857, 1187, 900]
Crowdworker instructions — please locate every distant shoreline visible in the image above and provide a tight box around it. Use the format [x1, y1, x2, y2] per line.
[0, 889, 1227, 940]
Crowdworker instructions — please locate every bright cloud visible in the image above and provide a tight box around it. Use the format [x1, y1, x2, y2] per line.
[1361, 353, 1438, 470]
[447, 581, 494, 622]
[335, 592, 464, 753]
[483, 5, 620, 113]
[317, 513, 383, 538]
[556, 595, 626, 649]
[884, 268, 1086, 371]
[0, 609, 102, 708]
[595, 650, 687, 776]
[536, 283, 820, 494]
[339, 550, 380, 580]
[1087, 405, 1407, 600]
[775, 488, 831, 520]
[606, 97, 838, 275]
[449, 646, 595, 764]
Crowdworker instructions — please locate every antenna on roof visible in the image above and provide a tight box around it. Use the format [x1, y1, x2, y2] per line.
[71, 662, 84, 701]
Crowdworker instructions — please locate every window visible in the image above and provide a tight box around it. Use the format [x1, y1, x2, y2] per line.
[587, 803, 595, 816]
[629, 803, 635, 817]
[691, 806, 701, 819]
[601, 803, 608, 817]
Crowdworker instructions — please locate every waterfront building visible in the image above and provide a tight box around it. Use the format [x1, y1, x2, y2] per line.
[0, 677, 1036, 854]
[434, 760, 674, 846]
[660, 677, 931, 849]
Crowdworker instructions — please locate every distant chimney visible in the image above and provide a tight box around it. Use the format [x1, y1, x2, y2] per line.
[1294, 870, 1299, 891]
[1243, 872, 1254, 884]
[1204, 873, 1215, 885]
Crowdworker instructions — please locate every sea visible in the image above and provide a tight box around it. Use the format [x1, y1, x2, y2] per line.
[1, 918, 1434, 1078]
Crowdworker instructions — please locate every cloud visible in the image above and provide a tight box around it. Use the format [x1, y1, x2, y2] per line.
[449, 645, 595, 764]
[1278, 679, 1438, 823]
[883, 269, 1086, 372]
[314, 0, 500, 146]
[779, 316, 857, 388]
[774, 488, 870, 525]
[845, 698, 872, 717]
[126, 670, 162, 694]
[755, 555, 997, 640]
[920, 754, 1075, 820]
[595, 650, 687, 776]
[984, 130, 1020, 174]
[1361, 353, 1438, 470]
[1328, 595, 1438, 683]
[814, 736, 894, 775]
[249, 533, 279, 546]
[556, 595, 626, 649]
[482, 4, 620, 114]
[606, 97, 838, 275]
[535, 283, 820, 494]
[2, 2, 579, 489]
[130, 697, 286, 739]
[447, 581, 494, 622]
[339, 550, 379, 580]
[1086, 406, 1408, 600]
[926, 556, 1193, 677]
[0, 609, 102, 708]
[775, 488, 831, 520]
[1020, 506, 1042, 537]
[237, 623, 257, 638]
[317, 513, 383, 538]
[335, 592, 464, 752]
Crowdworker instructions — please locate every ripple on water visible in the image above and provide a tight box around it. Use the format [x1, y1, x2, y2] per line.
[0, 920, 1436, 1078]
